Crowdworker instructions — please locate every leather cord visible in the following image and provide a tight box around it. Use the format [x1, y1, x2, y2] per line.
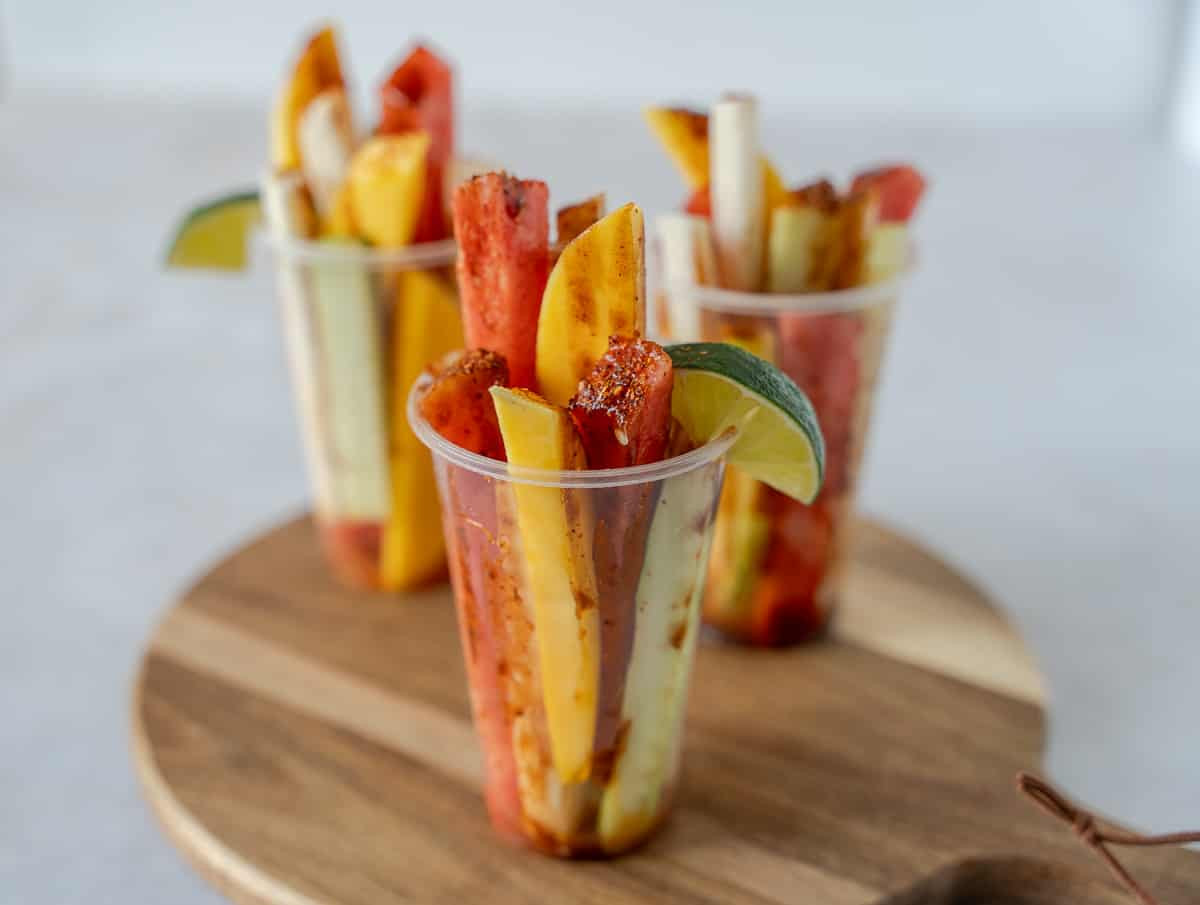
[1016, 772, 1200, 905]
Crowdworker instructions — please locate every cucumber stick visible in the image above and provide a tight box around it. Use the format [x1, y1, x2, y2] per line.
[597, 464, 716, 849]
[307, 251, 391, 521]
[261, 171, 335, 516]
[865, 223, 909, 284]
[766, 206, 827, 293]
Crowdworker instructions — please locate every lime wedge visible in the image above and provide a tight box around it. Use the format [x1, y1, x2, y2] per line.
[165, 190, 260, 270]
[666, 342, 825, 502]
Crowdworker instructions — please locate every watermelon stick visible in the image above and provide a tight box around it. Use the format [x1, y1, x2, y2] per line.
[851, 165, 927, 284]
[452, 173, 550, 390]
[710, 95, 765, 291]
[379, 45, 455, 242]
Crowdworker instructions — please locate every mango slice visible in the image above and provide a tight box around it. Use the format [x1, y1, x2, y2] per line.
[535, 203, 646, 407]
[490, 387, 599, 783]
[380, 270, 464, 589]
[555, 194, 606, 250]
[271, 26, 346, 173]
[347, 133, 430, 248]
[643, 107, 710, 190]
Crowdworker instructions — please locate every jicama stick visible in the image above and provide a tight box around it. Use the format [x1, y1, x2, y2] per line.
[710, 95, 765, 291]
[297, 88, 355, 217]
[656, 213, 718, 341]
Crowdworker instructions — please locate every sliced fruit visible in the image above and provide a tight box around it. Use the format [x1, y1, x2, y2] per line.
[306, 241, 393, 522]
[699, 328, 773, 629]
[666, 341, 824, 502]
[380, 269, 464, 589]
[165, 191, 261, 270]
[655, 213, 718, 342]
[536, 202, 646, 407]
[678, 156, 782, 227]
[643, 106, 710, 189]
[748, 494, 838, 645]
[811, 190, 878, 291]
[767, 178, 843, 292]
[379, 45, 455, 242]
[321, 182, 357, 237]
[865, 224, 909, 284]
[318, 520, 384, 589]
[346, 133, 430, 248]
[443, 155, 498, 223]
[490, 386, 599, 783]
[597, 456, 717, 851]
[418, 349, 510, 459]
[850, 164, 926, 223]
[441, 475, 522, 838]
[710, 95, 765, 291]
[568, 337, 673, 791]
[271, 25, 346, 172]
[555, 194, 606, 252]
[491, 484, 592, 842]
[789, 178, 839, 212]
[297, 87, 355, 217]
[684, 185, 711, 217]
[260, 172, 332, 518]
[766, 205, 827, 293]
[568, 336, 672, 470]
[452, 173, 550, 390]
[380, 45, 454, 164]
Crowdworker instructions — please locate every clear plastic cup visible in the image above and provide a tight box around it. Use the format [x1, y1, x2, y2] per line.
[656, 277, 903, 646]
[265, 235, 461, 591]
[408, 374, 734, 856]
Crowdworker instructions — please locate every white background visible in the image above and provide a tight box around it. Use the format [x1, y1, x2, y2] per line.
[2, 0, 1185, 125]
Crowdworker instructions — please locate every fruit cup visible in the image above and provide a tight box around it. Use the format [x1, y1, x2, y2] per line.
[657, 278, 901, 645]
[408, 373, 734, 856]
[266, 233, 463, 590]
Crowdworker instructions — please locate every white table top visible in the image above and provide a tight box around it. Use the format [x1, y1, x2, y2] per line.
[4, 85, 1199, 902]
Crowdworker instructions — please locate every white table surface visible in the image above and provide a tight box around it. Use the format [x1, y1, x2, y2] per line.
[4, 85, 1199, 902]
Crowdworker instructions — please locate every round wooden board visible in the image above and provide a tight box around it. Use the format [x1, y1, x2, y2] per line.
[132, 516, 1200, 905]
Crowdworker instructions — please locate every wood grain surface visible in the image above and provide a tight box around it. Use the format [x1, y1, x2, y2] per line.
[131, 516, 1200, 904]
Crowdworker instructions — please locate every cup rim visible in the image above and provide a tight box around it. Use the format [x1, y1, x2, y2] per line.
[259, 230, 457, 268]
[664, 269, 908, 315]
[407, 373, 737, 488]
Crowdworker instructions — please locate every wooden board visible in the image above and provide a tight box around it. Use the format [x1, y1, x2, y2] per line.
[131, 516, 1200, 904]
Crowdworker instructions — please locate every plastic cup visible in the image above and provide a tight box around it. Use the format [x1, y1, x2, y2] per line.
[265, 235, 461, 591]
[656, 277, 903, 646]
[409, 374, 734, 856]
